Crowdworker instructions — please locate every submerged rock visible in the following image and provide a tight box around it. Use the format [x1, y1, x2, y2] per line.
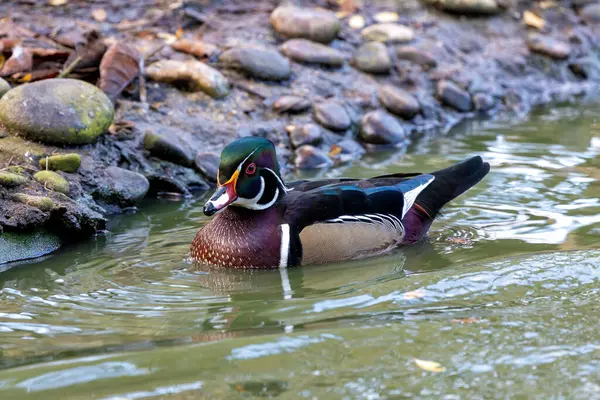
[429, 0, 503, 14]
[273, 95, 312, 114]
[527, 34, 571, 60]
[270, 5, 340, 43]
[437, 80, 473, 112]
[144, 131, 194, 167]
[329, 138, 366, 163]
[34, 171, 70, 195]
[361, 23, 414, 43]
[313, 101, 351, 131]
[281, 39, 345, 67]
[0, 231, 61, 266]
[0, 79, 114, 145]
[294, 145, 334, 169]
[194, 152, 220, 182]
[0, 78, 10, 98]
[359, 110, 407, 145]
[352, 42, 391, 74]
[395, 46, 437, 68]
[378, 85, 420, 119]
[0, 172, 27, 187]
[288, 123, 323, 148]
[39, 153, 81, 173]
[146, 59, 230, 98]
[473, 92, 495, 111]
[219, 47, 291, 81]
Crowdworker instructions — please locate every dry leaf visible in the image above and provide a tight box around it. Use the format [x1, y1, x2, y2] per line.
[65, 30, 107, 70]
[329, 145, 342, 157]
[0, 46, 33, 77]
[98, 43, 141, 103]
[374, 11, 399, 23]
[348, 15, 365, 29]
[414, 358, 446, 373]
[49, 0, 67, 5]
[92, 8, 107, 22]
[451, 317, 479, 324]
[171, 39, 219, 59]
[403, 289, 424, 300]
[175, 27, 183, 39]
[157, 32, 178, 44]
[523, 10, 545, 30]
[0, 54, 4, 70]
[446, 237, 473, 245]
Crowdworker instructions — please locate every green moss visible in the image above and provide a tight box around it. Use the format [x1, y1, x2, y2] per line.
[33, 171, 70, 194]
[11, 193, 55, 211]
[39, 153, 81, 173]
[0, 172, 27, 187]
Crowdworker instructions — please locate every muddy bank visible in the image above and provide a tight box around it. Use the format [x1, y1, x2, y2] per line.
[0, 0, 598, 264]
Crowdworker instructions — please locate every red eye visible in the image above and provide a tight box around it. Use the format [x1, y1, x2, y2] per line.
[245, 163, 256, 175]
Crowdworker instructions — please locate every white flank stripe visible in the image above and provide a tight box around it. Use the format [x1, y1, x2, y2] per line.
[402, 176, 435, 218]
[279, 224, 290, 268]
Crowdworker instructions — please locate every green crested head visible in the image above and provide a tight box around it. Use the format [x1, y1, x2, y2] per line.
[204, 137, 289, 216]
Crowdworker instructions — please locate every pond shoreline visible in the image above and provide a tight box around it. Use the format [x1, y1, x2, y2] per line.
[0, 0, 599, 263]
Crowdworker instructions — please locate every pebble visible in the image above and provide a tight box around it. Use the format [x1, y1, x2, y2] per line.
[143, 131, 194, 167]
[270, 5, 340, 43]
[101, 166, 149, 205]
[294, 145, 334, 169]
[432, 0, 502, 14]
[219, 47, 291, 81]
[352, 42, 392, 74]
[374, 11, 400, 23]
[146, 59, 229, 98]
[194, 152, 220, 182]
[473, 92, 495, 111]
[0, 172, 27, 187]
[289, 123, 324, 148]
[171, 39, 219, 59]
[34, 171, 69, 195]
[0, 79, 114, 145]
[378, 85, 421, 119]
[395, 46, 437, 69]
[580, 3, 600, 24]
[0, 78, 10, 98]
[349, 15, 366, 30]
[11, 194, 55, 212]
[436, 80, 473, 112]
[359, 110, 407, 145]
[281, 39, 345, 67]
[39, 153, 81, 173]
[527, 34, 571, 60]
[361, 23, 414, 43]
[569, 57, 600, 79]
[313, 101, 351, 131]
[273, 96, 312, 114]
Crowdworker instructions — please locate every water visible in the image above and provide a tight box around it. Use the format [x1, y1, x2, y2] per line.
[1, 105, 600, 399]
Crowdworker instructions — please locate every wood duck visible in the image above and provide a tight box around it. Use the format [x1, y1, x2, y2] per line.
[191, 137, 490, 268]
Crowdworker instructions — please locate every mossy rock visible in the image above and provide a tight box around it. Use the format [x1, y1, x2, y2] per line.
[39, 153, 81, 173]
[12, 193, 55, 211]
[0, 79, 114, 145]
[33, 171, 70, 194]
[0, 171, 27, 187]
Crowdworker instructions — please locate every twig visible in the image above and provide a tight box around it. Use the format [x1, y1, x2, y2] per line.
[138, 56, 147, 103]
[58, 55, 82, 78]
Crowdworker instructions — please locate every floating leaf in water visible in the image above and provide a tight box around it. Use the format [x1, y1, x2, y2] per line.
[451, 317, 479, 324]
[413, 357, 446, 372]
[523, 10, 545, 30]
[403, 289, 424, 300]
[98, 42, 141, 103]
[92, 8, 107, 22]
[348, 15, 365, 29]
[374, 11, 399, 23]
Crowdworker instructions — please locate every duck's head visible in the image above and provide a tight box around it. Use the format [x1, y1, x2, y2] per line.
[203, 137, 289, 216]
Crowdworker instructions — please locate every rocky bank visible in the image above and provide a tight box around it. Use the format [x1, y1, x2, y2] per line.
[0, 0, 598, 263]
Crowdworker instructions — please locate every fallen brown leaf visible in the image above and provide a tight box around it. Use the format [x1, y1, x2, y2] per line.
[171, 39, 219, 59]
[65, 30, 107, 70]
[403, 289, 425, 300]
[446, 237, 473, 245]
[13, 68, 60, 82]
[98, 42, 141, 103]
[92, 8, 108, 23]
[0, 46, 33, 77]
[414, 357, 446, 373]
[523, 10, 545, 30]
[329, 145, 342, 157]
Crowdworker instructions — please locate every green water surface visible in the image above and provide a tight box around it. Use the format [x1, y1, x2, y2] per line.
[0, 105, 600, 399]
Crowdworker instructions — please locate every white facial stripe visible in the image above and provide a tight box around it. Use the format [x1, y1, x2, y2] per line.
[264, 167, 292, 192]
[279, 224, 290, 268]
